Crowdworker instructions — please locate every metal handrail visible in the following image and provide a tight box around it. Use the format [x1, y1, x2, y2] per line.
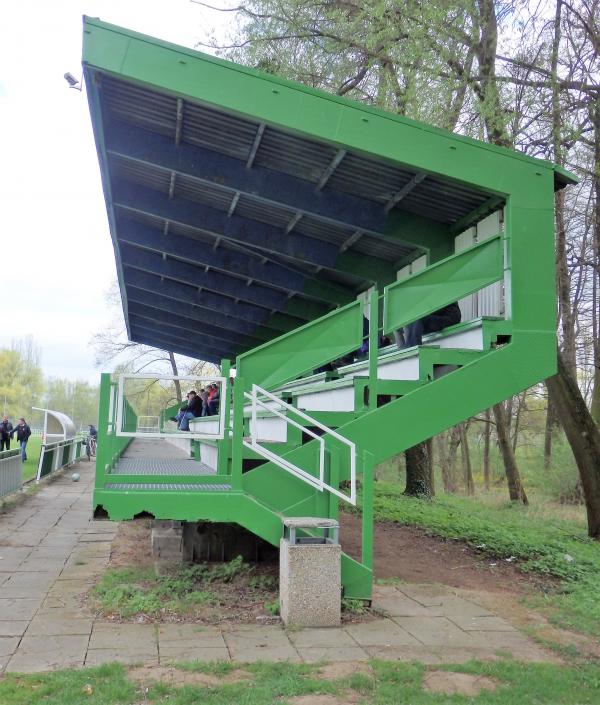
[243, 384, 356, 505]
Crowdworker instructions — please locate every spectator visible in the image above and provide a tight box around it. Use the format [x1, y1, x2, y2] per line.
[14, 418, 31, 462]
[398, 302, 461, 348]
[179, 390, 203, 431]
[208, 383, 220, 416]
[199, 387, 209, 417]
[0, 416, 13, 452]
[172, 395, 190, 428]
[89, 424, 97, 439]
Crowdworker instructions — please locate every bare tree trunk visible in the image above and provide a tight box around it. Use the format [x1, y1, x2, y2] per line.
[168, 352, 182, 403]
[426, 437, 435, 496]
[511, 391, 526, 453]
[483, 408, 491, 490]
[547, 350, 600, 538]
[544, 385, 560, 469]
[436, 434, 456, 493]
[589, 99, 600, 422]
[459, 423, 475, 495]
[493, 402, 528, 504]
[404, 443, 432, 498]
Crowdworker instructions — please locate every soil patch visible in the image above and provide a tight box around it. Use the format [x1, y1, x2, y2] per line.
[128, 664, 252, 689]
[340, 512, 553, 594]
[422, 670, 499, 696]
[317, 662, 372, 680]
[109, 519, 155, 569]
[287, 695, 361, 705]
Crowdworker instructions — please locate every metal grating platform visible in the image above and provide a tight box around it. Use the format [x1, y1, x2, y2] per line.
[105, 483, 232, 491]
[112, 458, 216, 476]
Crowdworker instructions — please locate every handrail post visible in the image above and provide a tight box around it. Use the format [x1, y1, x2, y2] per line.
[368, 290, 379, 411]
[218, 359, 231, 475]
[231, 375, 245, 490]
[361, 450, 374, 571]
[328, 445, 340, 522]
[95, 372, 113, 489]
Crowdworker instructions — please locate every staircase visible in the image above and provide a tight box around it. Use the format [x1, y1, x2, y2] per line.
[93, 233, 555, 600]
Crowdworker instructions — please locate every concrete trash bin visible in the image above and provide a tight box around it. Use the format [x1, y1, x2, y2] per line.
[279, 517, 341, 627]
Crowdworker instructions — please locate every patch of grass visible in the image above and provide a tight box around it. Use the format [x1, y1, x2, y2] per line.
[91, 565, 219, 619]
[0, 663, 136, 705]
[368, 485, 600, 639]
[2, 659, 600, 704]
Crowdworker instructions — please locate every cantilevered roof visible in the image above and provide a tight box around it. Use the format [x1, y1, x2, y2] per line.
[83, 17, 573, 363]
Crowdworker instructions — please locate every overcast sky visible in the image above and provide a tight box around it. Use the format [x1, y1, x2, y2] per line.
[0, 0, 235, 383]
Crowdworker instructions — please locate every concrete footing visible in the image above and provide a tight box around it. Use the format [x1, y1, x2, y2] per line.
[151, 520, 186, 575]
[280, 538, 341, 627]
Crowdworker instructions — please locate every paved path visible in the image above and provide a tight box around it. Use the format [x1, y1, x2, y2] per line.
[0, 462, 553, 673]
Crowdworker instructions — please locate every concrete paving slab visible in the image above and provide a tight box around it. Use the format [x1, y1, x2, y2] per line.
[393, 616, 476, 648]
[296, 646, 368, 663]
[6, 652, 84, 673]
[223, 626, 299, 662]
[26, 613, 93, 636]
[345, 619, 421, 647]
[0, 637, 19, 657]
[158, 624, 225, 649]
[160, 646, 230, 663]
[84, 649, 158, 667]
[422, 595, 493, 618]
[397, 583, 454, 604]
[89, 622, 157, 651]
[449, 615, 517, 632]
[0, 620, 29, 637]
[16, 634, 89, 661]
[372, 588, 433, 617]
[287, 627, 356, 648]
[3, 571, 59, 590]
[18, 559, 68, 572]
[0, 599, 40, 621]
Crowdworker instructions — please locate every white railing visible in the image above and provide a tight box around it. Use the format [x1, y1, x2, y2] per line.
[115, 374, 227, 440]
[137, 415, 161, 433]
[243, 384, 356, 505]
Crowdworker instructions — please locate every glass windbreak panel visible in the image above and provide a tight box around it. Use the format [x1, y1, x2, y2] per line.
[116, 374, 227, 439]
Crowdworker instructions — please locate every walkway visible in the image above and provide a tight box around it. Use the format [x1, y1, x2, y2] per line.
[0, 461, 553, 673]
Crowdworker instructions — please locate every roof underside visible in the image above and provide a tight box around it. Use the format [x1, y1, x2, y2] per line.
[84, 23, 526, 363]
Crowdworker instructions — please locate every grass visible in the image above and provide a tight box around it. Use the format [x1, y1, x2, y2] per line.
[368, 484, 600, 640]
[13, 435, 42, 482]
[1, 659, 600, 704]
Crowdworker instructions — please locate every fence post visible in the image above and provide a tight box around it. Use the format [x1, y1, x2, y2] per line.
[361, 450, 374, 571]
[95, 373, 113, 489]
[217, 359, 231, 475]
[231, 376, 245, 490]
[368, 290, 379, 411]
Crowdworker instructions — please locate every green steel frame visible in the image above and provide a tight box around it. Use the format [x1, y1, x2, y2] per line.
[84, 18, 576, 600]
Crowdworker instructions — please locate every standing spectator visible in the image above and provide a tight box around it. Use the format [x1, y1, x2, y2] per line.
[0, 416, 13, 452]
[13, 418, 31, 462]
[199, 388, 209, 417]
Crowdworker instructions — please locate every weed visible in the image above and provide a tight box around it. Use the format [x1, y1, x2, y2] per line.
[264, 598, 279, 616]
[249, 574, 278, 591]
[341, 598, 368, 615]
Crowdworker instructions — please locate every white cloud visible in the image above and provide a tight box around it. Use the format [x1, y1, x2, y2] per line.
[0, 0, 236, 383]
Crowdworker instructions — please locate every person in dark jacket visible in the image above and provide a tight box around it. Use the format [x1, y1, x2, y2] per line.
[179, 391, 203, 431]
[14, 418, 31, 462]
[0, 416, 14, 452]
[399, 302, 462, 348]
[207, 384, 220, 416]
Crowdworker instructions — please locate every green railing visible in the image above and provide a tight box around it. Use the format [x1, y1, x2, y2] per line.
[95, 373, 137, 488]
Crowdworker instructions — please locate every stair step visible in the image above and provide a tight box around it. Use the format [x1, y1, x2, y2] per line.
[105, 482, 232, 491]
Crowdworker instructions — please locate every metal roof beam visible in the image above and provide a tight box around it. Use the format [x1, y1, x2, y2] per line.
[128, 302, 265, 346]
[126, 288, 272, 341]
[113, 182, 394, 282]
[125, 269, 296, 332]
[384, 173, 427, 213]
[246, 122, 265, 169]
[175, 98, 183, 145]
[120, 246, 328, 322]
[117, 215, 353, 306]
[316, 149, 346, 191]
[106, 123, 386, 231]
[339, 230, 364, 253]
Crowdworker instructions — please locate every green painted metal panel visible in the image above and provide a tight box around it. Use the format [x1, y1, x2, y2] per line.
[236, 300, 363, 391]
[383, 235, 504, 334]
[82, 18, 572, 196]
